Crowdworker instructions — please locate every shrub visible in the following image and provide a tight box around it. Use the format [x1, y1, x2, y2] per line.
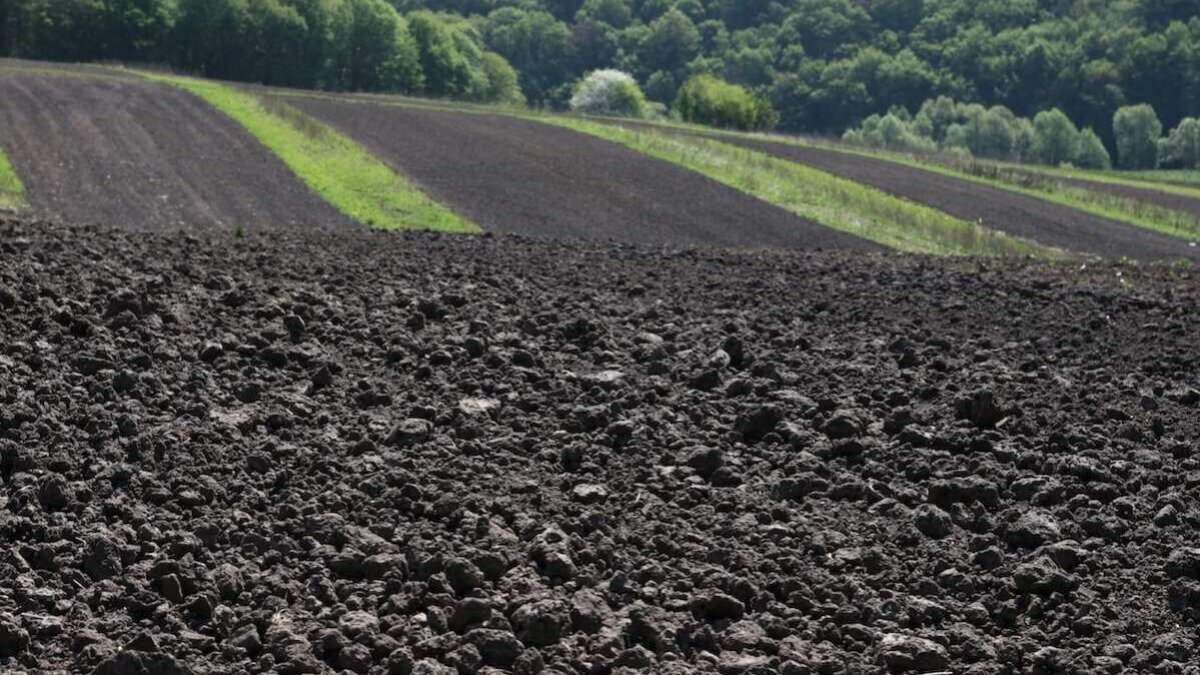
[1031, 109, 1080, 166]
[1113, 104, 1162, 169]
[569, 69, 648, 118]
[1158, 117, 1200, 168]
[674, 74, 778, 131]
[1074, 128, 1112, 169]
[842, 113, 935, 152]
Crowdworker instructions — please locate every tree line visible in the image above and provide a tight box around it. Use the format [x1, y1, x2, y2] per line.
[2, 0, 1200, 161]
[843, 97, 1200, 170]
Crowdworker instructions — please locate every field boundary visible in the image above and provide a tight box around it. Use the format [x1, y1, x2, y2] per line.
[139, 72, 478, 233]
[546, 118, 1051, 258]
[0, 145, 26, 212]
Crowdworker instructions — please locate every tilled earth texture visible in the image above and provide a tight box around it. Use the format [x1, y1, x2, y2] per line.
[0, 72, 349, 231]
[285, 98, 872, 250]
[4, 218, 1200, 675]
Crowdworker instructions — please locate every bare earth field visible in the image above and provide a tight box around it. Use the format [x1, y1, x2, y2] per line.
[0, 73, 349, 230]
[674, 132, 1198, 261]
[3, 217, 1200, 674]
[286, 98, 873, 250]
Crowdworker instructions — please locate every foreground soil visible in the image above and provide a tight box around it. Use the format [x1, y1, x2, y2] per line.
[286, 98, 872, 250]
[673, 131, 1199, 261]
[0, 72, 349, 231]
[3, 218, 1200, 675]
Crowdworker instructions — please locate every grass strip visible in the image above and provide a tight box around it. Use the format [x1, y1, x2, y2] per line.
[1120, 169, 1200, 190]
[0, 145, 26, 212]
[765, 137, 1200, 242]
[549, 113, 1200, 241]
[545, 118, 1050, 257]
[140, 72, 478, 233]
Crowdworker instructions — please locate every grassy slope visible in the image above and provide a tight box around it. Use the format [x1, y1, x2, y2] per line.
[779, 138, 1200, 241]
[0, 146, 26, 212]
[140, 72, 478, 233]
[550, 113, 1200, 241]
[545, 118, 1050, 257]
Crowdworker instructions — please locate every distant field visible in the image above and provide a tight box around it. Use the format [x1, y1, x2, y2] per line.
[1, 58, 1198, 260]
[287, 96, 873, 250]
[548, 118, 1047, 257]
[144, 73, 476, 233]
[0, 68, 351, 230]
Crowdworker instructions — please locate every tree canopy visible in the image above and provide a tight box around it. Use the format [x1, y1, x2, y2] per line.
[3, 0, 1200, 151]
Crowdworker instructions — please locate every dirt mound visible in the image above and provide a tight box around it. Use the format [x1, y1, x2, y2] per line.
[286, 98, 873, 250]
[0, 72, 349, 230]
[3, 217, 1200, 674]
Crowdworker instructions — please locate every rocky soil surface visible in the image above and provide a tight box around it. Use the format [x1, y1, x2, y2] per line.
[2, 218, 1200, 675]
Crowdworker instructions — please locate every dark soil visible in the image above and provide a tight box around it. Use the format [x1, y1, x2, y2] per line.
[4, 216, 1200, 675]
[285, 98, 873, 250]
[666, 131, 1199, 261]
[0, 72, 350, 231]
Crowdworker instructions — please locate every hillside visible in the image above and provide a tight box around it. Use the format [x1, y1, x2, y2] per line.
[3, 0, 1199, 147]
[4, 61, 1200, 260]
[0, 67, 350, 230]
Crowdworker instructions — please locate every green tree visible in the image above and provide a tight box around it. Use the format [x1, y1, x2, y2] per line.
[408, 11, 473, 96]
[1031, 108, 1080, 166]
[1074, 128, 1112, 169]
[575, 0, 630, 28]
[1113, 103, 1163, 169]
[1158, 117, 1200, 168]
[482, 8, 572, 104]
[675, 74, 777, 130]
[638, 8, 699, 74]
[477, 50, 524, 104]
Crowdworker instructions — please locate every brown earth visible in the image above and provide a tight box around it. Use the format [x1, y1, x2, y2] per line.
[3, 217, 1200, 675]
[286, 98, 874, 250]
[0, 72, 350, 230]
[623, 125, 1199, 261]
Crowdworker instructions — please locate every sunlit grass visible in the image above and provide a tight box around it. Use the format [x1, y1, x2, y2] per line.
[140, 72, 478, 233]
[0, 146, 26, 212]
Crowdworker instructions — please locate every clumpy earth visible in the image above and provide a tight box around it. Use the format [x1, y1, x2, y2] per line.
[2, 217, 1200, 675]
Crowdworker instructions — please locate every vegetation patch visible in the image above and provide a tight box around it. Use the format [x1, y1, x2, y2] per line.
[546, 118, 1050, 258]
[0, 145, 26, 212]
[141, 72, 477, 233]
[840, 146, 1200, 241]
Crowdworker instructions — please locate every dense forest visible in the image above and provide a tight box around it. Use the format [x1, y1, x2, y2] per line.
[2, 0, 1199, 157]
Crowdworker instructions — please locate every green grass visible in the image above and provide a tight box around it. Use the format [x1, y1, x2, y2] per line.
[0, 145, 26, 212]
[546, 113, 1200, 241]
[775, 139, 1200, 242]
[544, 118, 1051, 257]
[1121, 169, 1200, 189]
[139, 72, 477, 233]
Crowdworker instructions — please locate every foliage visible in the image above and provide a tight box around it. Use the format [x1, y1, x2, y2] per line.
[1075, 129, 1113, 170]
[1113, 104, 1163, 170]
[143, 72, 477, 233]
[844, 97, 1111, 170]
[675, 74, 777, 131]
[1159, 118, 1200, 168]
[569, 69, 646, 118]
[6, 0, 1200, 144]
[0, 145, 26, 212]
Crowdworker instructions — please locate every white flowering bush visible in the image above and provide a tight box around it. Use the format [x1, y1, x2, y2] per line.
[569, 69, 648, 118]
